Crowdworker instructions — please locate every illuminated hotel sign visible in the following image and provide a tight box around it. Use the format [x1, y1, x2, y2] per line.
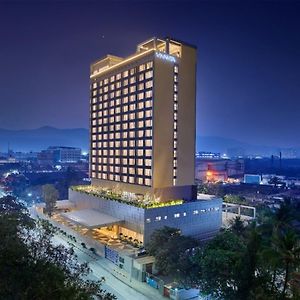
[155, 52, 176, 63]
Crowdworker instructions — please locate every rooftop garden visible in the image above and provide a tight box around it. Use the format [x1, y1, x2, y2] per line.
[70, 185, 184, 209]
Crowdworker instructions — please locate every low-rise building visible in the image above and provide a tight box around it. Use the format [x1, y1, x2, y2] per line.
[68, 187, 222, 244]
[196, 158, 244, 182]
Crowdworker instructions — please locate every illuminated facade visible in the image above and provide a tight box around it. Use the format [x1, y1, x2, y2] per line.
[90, 37, 197, 199]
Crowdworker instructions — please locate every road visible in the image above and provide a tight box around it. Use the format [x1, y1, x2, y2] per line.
[52, 234, 163, 300]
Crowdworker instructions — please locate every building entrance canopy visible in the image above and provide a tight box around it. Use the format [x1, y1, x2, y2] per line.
[62, 209, 123, 229]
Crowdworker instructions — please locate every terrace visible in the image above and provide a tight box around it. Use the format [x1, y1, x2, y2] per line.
[71, 185, 184, 209]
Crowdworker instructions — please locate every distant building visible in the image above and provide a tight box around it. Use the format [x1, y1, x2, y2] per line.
[13, 151, 38, 161]
[37, 150, 55, 165]
[49, 146, 81, 163]
[196, 158, 244, 182]
[244, 174, 262, 184]
[196, 151, 221, 159]
[37, 146, 81, 165]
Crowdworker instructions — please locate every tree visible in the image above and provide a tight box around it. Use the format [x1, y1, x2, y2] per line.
[42, 184, 59, 216]
[0, 195, 115, 300]
[195, 231, 246, 299]
[147, 226, 199, 286]
[229, 216, 246, 235]
[224, 194, 247, 205]
[268, 176, 282, 187]
[271, 230, 300, 298]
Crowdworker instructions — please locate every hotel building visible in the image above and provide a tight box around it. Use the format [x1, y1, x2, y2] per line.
[65, 37, 222, 246]
[89, 37, 196, 200]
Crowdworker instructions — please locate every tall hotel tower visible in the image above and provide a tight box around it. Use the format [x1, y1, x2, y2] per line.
[90, 37, 197, 201]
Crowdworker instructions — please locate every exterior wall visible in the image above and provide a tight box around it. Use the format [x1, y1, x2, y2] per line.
[69, 189, 222, 244]
[152, 56, 174, 188]
[176, 44, 197, 187]
[69, 189, 145, 235]
[143, 198, 222, 244]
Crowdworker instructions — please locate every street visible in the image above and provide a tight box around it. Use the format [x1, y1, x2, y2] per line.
[52, 234, 164, 300]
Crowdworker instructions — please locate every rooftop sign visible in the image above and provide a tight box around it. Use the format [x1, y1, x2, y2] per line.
[155, 52, 176, 63]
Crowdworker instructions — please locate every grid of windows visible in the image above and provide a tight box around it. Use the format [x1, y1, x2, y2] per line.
[173, 65, 179, 185]
[90, 61, 154, 186]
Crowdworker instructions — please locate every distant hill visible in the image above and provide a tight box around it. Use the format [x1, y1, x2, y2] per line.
[197, 136, 300, 157]
[0, 127, 298, 157]
[0, 126, 89, 152]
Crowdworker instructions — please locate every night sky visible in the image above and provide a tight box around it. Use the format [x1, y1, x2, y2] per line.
[0, 0, 299, 148]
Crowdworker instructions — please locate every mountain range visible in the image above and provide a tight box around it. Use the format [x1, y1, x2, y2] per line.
[0, 126, 89, 152]
[0, 126, 299, 157]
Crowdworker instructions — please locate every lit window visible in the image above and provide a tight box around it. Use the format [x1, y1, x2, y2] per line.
[174, 213, 180, 218]
[146, 61, 153, 69]
[155, 216, 161, 221]
[145, 149, 152, 157]
[145, 81, 153, 89]
[193, 210, 199, 215]
[139, 64, 146, 72]
[138, 92, 144, 100]
[146, 218, 151, 223]
[138, 83, 144, 91]
[145, 70, 153, 79]
[145, 90, 152, 98]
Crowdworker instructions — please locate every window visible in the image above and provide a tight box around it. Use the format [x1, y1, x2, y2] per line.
[155, 216, 161, 221]
[174, 213, 180, 218]
[139, 64, 146, 72]
[145, 70, 153, 79]
[145, 81, 152, 89]
[146, 218, 151, 223]
[146, 61, 153, 69]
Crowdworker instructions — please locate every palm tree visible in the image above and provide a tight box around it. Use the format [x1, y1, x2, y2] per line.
[272, 230, 300, 298]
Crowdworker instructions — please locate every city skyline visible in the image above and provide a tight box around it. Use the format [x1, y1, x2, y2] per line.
[0, 1, 300, 148]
